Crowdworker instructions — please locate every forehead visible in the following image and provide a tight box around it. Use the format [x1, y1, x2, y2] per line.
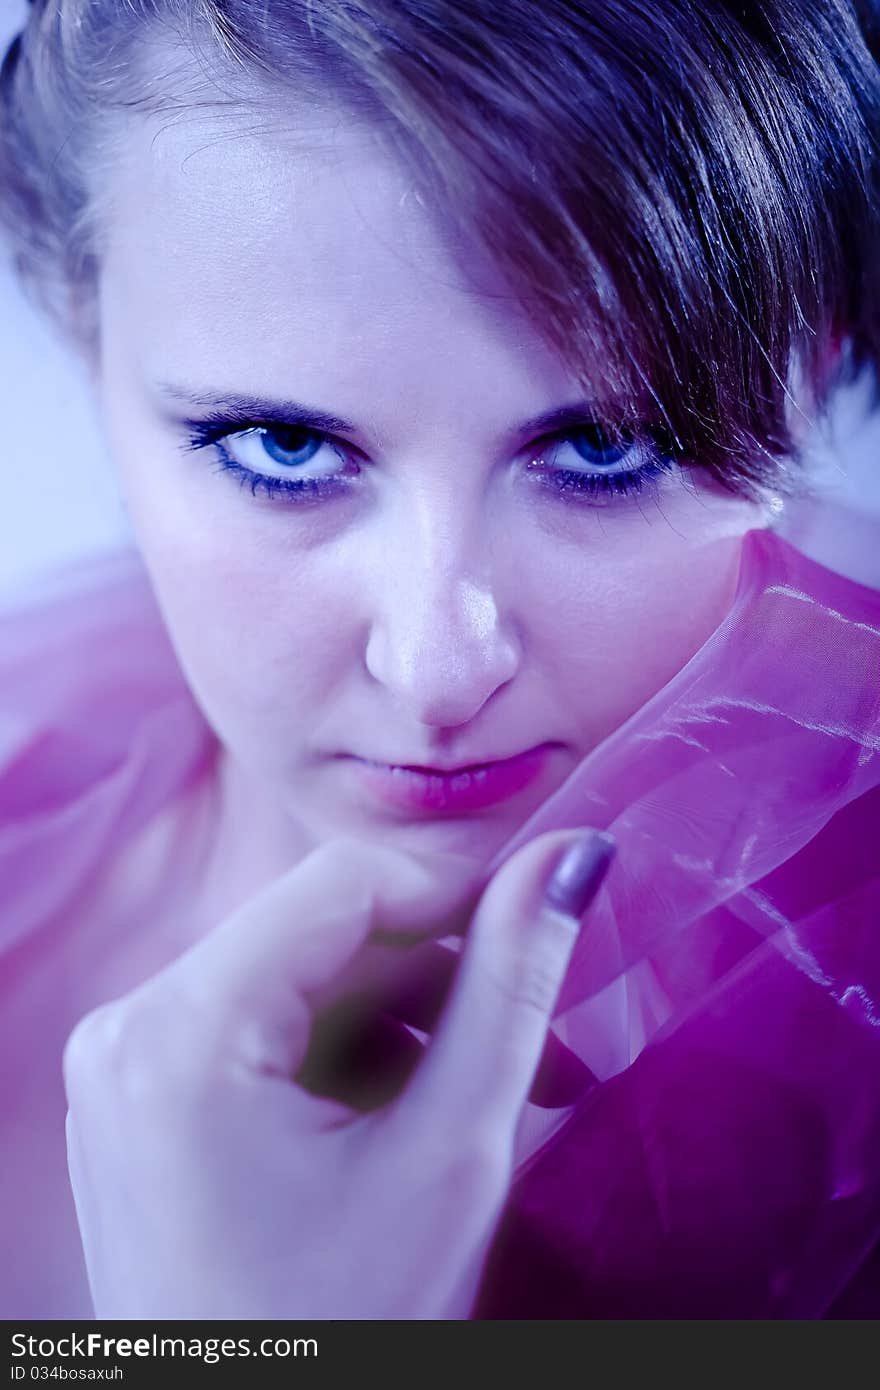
[96, 101, 593, 422]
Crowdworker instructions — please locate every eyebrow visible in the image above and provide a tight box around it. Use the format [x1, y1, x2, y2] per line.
[153, 382, 629, 444]
[154, 383, 356, 436]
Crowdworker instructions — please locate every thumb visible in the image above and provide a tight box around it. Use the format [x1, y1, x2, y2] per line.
[398, 828, 616, 1143]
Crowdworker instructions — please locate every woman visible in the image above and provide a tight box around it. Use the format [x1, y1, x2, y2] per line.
[0, 0, 879, 1319]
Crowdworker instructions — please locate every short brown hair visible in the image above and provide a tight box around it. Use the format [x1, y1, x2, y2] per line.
[1, 1, 878, 499]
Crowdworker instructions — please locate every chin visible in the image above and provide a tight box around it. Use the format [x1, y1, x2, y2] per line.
[339, 806, 513, 861]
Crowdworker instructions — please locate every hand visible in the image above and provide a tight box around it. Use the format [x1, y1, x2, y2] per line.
[62, 829, 615, 1320]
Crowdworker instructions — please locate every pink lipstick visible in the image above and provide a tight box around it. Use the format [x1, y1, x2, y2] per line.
[345, 744, 556, 815]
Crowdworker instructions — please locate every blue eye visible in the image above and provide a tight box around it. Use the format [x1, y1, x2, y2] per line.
[182, 420, 356, 503]
[569, 423, 633, 468]
[526, 421, 678, 502]
[259, 425, 324, 469]
[181, 413, 680, 508]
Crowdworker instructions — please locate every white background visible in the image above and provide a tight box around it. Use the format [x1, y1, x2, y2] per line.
[0, 0, 877, 605]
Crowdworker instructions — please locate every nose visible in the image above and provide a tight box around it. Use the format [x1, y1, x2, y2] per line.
[362, 506, 522, 730]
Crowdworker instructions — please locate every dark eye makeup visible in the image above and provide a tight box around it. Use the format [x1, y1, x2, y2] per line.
[179, 411, 682, 509]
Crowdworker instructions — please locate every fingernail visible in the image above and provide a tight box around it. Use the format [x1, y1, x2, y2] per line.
[543, 830, 617, 919]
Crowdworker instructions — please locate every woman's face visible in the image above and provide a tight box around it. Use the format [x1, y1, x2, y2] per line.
[92, 99, 771, 875]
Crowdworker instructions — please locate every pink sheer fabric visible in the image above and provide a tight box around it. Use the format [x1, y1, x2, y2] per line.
[474, 523, 880, 1317]
[0, 549, 216, 962]
[1, 520, 879, 1316]
[488, 521, 880, 1073]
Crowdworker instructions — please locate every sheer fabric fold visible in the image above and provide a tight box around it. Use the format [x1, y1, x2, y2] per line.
[475, 524, 880, 1317]
[486, 525, 880, 1077]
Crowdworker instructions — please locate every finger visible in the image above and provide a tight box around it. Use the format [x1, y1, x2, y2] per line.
[398, 828, 616, 1144]
[147, 837, 479, 1077]
[287, 842, 486, 1020]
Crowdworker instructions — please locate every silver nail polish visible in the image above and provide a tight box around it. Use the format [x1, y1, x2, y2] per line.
[543, 831, 617, 918]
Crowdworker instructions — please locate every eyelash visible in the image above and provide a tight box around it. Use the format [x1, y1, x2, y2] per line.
[180, 415, 681, 507]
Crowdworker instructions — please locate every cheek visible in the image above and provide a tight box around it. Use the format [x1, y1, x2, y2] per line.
[114, 461, 344, 739]
[154, 546, 345, 737]
[528, 517, 750, 743]
[607, 534, 741, 685]
[105, 396, 355, 725]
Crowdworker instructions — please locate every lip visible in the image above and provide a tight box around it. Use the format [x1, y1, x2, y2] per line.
[341, 743, 557, 815]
